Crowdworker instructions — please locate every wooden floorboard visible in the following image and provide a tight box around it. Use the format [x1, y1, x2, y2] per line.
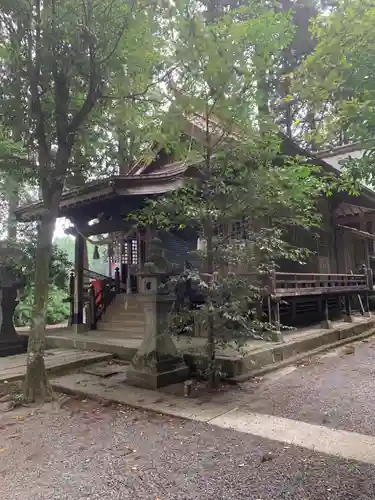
[0, 348, 112, 383]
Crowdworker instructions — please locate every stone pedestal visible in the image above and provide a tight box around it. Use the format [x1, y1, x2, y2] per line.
[126, 275, 190, 389]
[268, 330, 283, 342]
[321, 297, 332, 329]
[72, 323, 89, 334]
[0, 242, 27, 356]
[0, 288, 27, 356]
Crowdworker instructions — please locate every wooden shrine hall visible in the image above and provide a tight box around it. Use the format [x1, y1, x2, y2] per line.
[15, 130, 375, 341]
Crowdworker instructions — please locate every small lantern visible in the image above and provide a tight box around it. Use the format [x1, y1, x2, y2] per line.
[107, 243, 114, 259]
[93, 245, 100, 260]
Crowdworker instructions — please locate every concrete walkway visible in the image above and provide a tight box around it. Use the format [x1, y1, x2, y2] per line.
[53, 369, 375, 465]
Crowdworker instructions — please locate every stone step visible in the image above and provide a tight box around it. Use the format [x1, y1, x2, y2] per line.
[113, 294, 140, 302]
[108, 302, 143, 312]
[103, 313, 144, 321]
[101, 309, 144, 317]
[97, 325, 144, 336]
[106, 306, 144, 314]
[99, 319, 145, 328]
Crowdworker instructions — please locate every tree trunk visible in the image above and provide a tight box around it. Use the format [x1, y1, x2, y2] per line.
[23, 208, 57, 402]
[205, 226, 217, 388]
[6, 175, 19, 241]
[255, 57, 270, 133]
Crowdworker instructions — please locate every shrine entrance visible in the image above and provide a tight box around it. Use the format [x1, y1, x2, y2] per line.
[109, 232, 147, 293]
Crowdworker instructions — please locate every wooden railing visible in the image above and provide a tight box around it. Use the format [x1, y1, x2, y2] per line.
[68, 267, 123, 329]
[87, 267, 122, 329]
[270, 270, 373, 298]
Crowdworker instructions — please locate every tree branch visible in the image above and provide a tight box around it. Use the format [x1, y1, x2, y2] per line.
[0, 155, 38, 169]
[27, 2, 49, 163]
[97, 1, 136, 66]
[52, 0, 69, 146]
[66, 34, 100, 135]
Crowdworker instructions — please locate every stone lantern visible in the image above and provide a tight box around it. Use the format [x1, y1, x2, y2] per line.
[126, 273, 190, 389]
[0, 241, 27, 356]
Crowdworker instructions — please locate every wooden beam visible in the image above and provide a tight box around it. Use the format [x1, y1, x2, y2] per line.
[67, 218, 135, 237]
[337, 224, 375, 241]
[72, 231, 85, 331]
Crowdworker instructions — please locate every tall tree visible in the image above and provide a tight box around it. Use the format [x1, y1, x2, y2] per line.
[200, 0, 323, 145]
[271, 0, 319, 142]
[133, 0, 328, 387]
[0, 0, 170, 401]
[296, 0, 375, 176]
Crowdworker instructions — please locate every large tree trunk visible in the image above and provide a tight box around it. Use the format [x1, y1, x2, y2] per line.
[205, 225, 218, 389]
[6, 175, 19, 241]
[23, 208, 57, 402]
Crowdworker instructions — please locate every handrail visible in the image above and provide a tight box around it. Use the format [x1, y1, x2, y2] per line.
[88, 279, 119, 329]
[68, 267, 122, 328]
[83, 267, 113, 282]
[275, 272, 365, 278]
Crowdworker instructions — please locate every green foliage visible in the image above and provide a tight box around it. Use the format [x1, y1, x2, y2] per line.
[53, 235, 109, 275]
[296, 0, 375, 182]
[3, 232, 72, 326]
[15, 285, 70, 327]
[12, 236, 71, 289]
[0, 0, 173, 395]
[131, 1, 333, 386]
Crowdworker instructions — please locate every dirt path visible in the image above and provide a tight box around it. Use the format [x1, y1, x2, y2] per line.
[1, 396, 375, 500]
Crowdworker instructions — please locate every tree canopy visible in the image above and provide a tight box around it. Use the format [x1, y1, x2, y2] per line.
[0, 0, 369, 394]
[294, 0, 375, 184]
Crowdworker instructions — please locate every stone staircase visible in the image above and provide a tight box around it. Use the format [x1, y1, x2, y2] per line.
[96, 294, 145, 339]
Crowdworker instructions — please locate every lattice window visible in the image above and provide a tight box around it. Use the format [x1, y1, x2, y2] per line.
[114, 241, 121, 262]
[121, 241, 128, 264]
[131, 239, 138, 264]
[232, 219, 250, 240]
[213, 223, 225, 238]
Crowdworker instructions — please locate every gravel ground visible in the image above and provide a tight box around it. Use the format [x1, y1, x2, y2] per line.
[1, 397, 375, 500]
[203, 336, 375, 435]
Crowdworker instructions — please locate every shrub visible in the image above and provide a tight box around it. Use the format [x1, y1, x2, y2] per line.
[14, 285, 70, 327]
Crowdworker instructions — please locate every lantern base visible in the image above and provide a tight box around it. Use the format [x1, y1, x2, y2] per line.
[0, 335, 27, 357]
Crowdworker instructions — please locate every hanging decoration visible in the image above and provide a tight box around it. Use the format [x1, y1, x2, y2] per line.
[93, 245, 100, 260]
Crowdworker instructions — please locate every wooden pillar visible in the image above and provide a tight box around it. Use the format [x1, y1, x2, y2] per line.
[367, 267, 374, 290]
[321, 296, 332, 329]
[270, 298, 283, 342]
[364, 266, 373, 318]
[359, 214, 369, 268]
[335, 230, 346, 273]
[88, 284, 97, 330]
[369, 218, 375, 260]
[343, 294, 352, 322]
[139, 230, 147, 269]
[364, 291, 371, 317]
[72, 230, 86, 331]
[68, 271, 74, 326]
[115, 267, 120, 294]
[329, 198, 339, 273]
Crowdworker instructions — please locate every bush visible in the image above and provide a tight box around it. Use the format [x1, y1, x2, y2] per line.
[14, 285, 70, 327]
